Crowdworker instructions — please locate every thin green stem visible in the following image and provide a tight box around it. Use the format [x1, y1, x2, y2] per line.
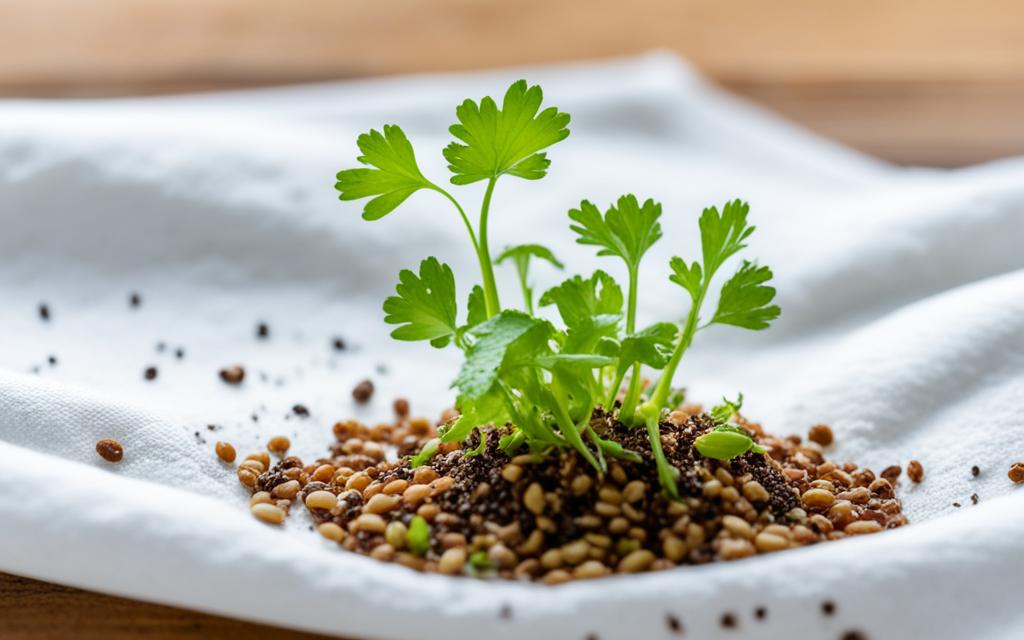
[550, 383, 601, 472]
[618, 264, 643, 425]
[477, 177, 501, 318]
[516, 265, 533, 314]
[642, 286, 706, 417]
[432, 187, 479, 255]
[645, 412, 680, 500]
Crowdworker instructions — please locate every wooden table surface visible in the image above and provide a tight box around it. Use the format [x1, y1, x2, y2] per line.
[1, 1, 1022, 638]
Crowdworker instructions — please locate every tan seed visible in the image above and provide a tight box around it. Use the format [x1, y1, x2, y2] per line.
[523, 482, 545, 515]
[501, 463, 523, 483]
[702, 479, 723, 498]
[663, 535, 687, 562]
[573, 560, 609, 579]
[416, 503, 440, 521]
[808, 424, 834, 446]
[439, 532, 467, 549]
[362, 482, 383, 500]
[271, 480, 300, 499]
[251, 503, 285, 524]
[353, 513, 386, 534]
[95, 438, 124, 463]
[622, 480, 646, 504]
[382, 479, 408, 495]
[598, 486, 622, 504]
[370, 543, 395, 561]
[345, 473, 371, 492]
[412, 467, 437, 484]
[845, 520, 883, 535]
[881, 464, 902, 482]
[304, 490, 338, 510]
[907, 460, 924, 483]
[618, 549, 655, 573]
[267, 435, 290, 455]
[594, 502, 621, 518]
[249, 491, 272, 506]
[245, 451, 271, 468]
[237, 468, 258, 488]
[543, 569, 572, 585]
[719, 538, 755, 560]
[801, 488, 835, 509]
[562, 540, 590, 565]
[214, 441, 236, 463]
[517, 529, 544, 556]
[318, 522, 344, 542]
[431, 476, 455, 495]
[312, 464, 335, 483]
[540, 549, 564, 570]
[869, 478, 895, 498]
[571, 475, 593, 495]
[219, 365, 245, 385]
[363, 493, 401, 515]
[754, 532, 789, 552]
[608, 517, 630, 535]
[438, 548, 467, 575]
[488, 543, 518, 569]
[239, 459, 265, 474]
[402, 484, 432, 506]
[385, 521, 408, 549]
[742, 480, 770, 502]
[722, 515, 754, 540]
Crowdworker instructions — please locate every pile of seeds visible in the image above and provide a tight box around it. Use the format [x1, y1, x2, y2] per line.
[230, 401, 911, 582]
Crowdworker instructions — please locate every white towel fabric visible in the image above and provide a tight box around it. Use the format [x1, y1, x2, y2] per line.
[1, 53, 1022, 640]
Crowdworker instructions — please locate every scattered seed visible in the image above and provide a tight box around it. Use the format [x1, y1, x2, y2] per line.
[840, 631, 868, 640]
[822, 601, 836, 616]
[364, 493, 401, 515]
[95, 438, 124, 463]
[251, 503, 286, 524]
[220, 366, 245, 385]
[352, 379, 374, 404]
[38, 303, 50, 321]
[1009, 463, 1024, 484]
[499, 604, 513, 621]
[129, 292, 142, 307]
[143, 366, 158, 381]
[332, 337, 347, 351]
[666, 614, 683, 634]
[293, 404, 310, 418]
[754, 606, 767, 620]
[393, 398, 410, 417]
[214, 441, 236, 463]
[271, 480, 301, 499]
[970, 494, 979, 505]
[907, 460, 924, 483]
[305, 490, 338, 510]
[174, 347, 185, 359]
[880, 465, 901, 482]
[618, 549, 655, 573]
[267, 435, 291, 455]
[971, 465, 980, 478]
[801, 488, 835, 509]
[720, 612, 736, 629]
[256, 322, 269, 339]
[47, 355, 58, 366]
[523, 482, 545, 515]
[808, 424, 833, 446]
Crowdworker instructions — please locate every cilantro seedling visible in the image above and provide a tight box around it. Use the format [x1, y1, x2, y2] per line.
[336, 82, 780, 498]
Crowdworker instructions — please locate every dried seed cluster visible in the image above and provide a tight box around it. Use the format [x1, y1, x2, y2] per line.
[234, 402, 911, 582]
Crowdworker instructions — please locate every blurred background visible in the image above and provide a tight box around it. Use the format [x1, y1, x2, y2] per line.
[2, 0, 1022, 166]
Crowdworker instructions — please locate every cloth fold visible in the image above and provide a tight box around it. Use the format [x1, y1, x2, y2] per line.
[1, 53, 1022, 639]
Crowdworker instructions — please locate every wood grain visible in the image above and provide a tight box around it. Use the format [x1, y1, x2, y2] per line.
[0, 572, 337, 640]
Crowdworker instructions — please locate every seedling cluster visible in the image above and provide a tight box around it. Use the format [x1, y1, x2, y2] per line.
[335, 80, 780, 497]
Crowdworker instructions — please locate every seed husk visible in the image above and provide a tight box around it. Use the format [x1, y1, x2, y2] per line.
[219, 365, 245, 385]
[907, 460, 924, 483]
[267, 436, 291, 455]
[1008, 463, 1024, 484]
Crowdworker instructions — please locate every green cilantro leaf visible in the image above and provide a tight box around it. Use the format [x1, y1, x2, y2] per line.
[538, 270, 623, 329]
[465, 284, 487, 329]
[668, 258, 703, 303]
[335, 125, 435, 220]
[568, 195, 663, 270]
[616, 322, 678, 376]
[711, 261, 780, 330]
[699, 199, 755, 277]
[710, 393, 744, 424]
[496, 244, 564, 313]
[410, 437, 440, 468]
[443, 80, 570, 185]
[382, 257, 458, 348]
[454, 311, 549, 398]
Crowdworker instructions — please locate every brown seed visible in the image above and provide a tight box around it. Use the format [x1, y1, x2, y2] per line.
[540, 549, 564, 570]
[383, 479, 409, 495]
[219, 365, 245, 385]
[353, 513, 386, 534]
[393, 398, 410, 417]
[237, 468, 258, 488]
[571, 475, 593, 495]
[907, 460, 924, 483]
[95, 438, 124, 463]
[431, 476, 455, 495]
[249, 491, 272, 506]
[402, 483, 432, 506]
[573, 560, 609, 579]
[251, 503, 286, 524]
[718, 538, 755, 560]
[352, 379, 375, 404]
[808, 424, 834, 446]
[143, 366, 158, 381]
[214, 441, 236, 463]
[622, 480, 646, 503]
[881, 465, 901, 482]
[869, 477, 894, 498]
[542, 569, 572, 585]
[722, 515, 754, 540]
[662, 535, 687, 562]
[312, 464, 336, 483]
[1009, 463, 1024, 484]
[267, 435, 291, 455]
[562, 540, 590, 565]
[412, 467, 438, 484]
[238, 459, 265, 474]
[488, 543, 518, 569]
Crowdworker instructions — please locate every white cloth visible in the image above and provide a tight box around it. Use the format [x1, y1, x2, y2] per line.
[1, 53, 1022, 640]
